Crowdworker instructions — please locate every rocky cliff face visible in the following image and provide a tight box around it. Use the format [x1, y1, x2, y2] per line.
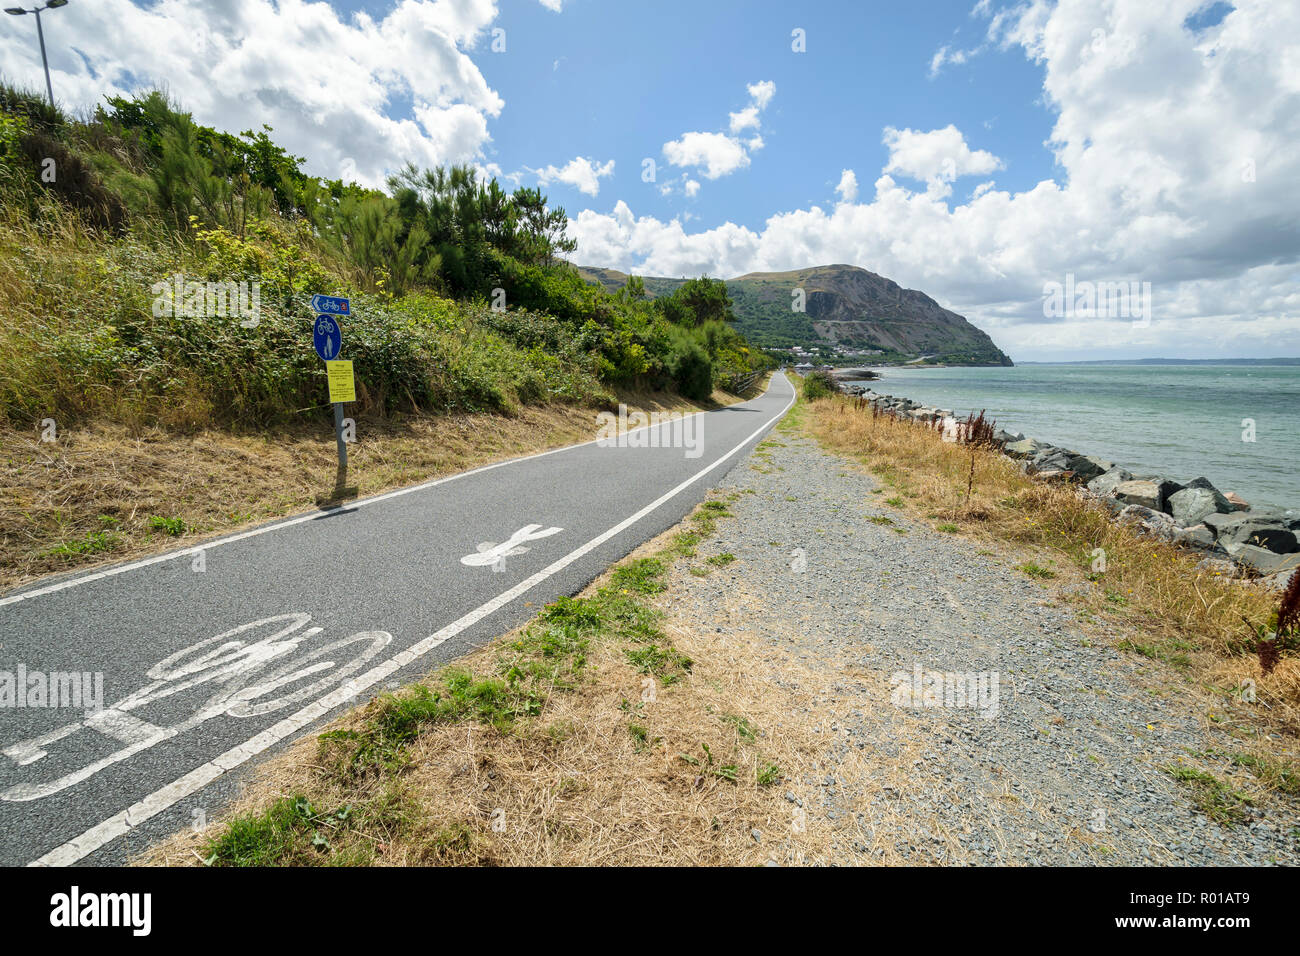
[576, 262, 1012, 366]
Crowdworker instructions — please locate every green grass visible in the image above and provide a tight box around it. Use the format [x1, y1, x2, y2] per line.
[720, 713, 757, 742]
[1016, 561, 1057, 580]
[1116, 638, 1192, 670]
[706, 552, 736, 567]
[610, 558, 668, 595]
[148, 515, 187, 536]
[756, 762, 782, 787]
[1162, 765, 1253, 826]
[628, 723, 650, 750]
[200, 793, 402, 867]
[624, 643, 693, 685]
[936, 522, 959, 533]
[1227, 753, 1300, 795]
[43, 530, 122, 558]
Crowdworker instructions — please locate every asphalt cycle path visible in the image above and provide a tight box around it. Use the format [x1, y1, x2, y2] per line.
[0, 373, 796, 865]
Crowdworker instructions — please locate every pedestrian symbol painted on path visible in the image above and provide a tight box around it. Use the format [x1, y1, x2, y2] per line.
[460, 524, 563, 571]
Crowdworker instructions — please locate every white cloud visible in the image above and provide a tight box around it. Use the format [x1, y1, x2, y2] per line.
[835, 169, 859, 203]
[663, 132, 749, 180]
[529, 156, 616, 196]
[0, 0, 506, 188]
[882, 125, 1004, 197]
[747, 80, 776, 109]
[728, 106, 760, 134]
[538, 0, 565, 10]
[662, 80, 776, 188]
[685, 179, 701, 197]
[928, 43, 988, 77]
[572, 0, 1300, 359]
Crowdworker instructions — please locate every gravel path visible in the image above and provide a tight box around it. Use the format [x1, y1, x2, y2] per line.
[657, 428, 1298, 865]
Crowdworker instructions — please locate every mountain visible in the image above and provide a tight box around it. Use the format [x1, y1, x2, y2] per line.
[575, 263, 1012, 366]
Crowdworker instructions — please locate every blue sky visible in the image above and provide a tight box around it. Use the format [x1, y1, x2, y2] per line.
[2, 0, 1297, 360]
[434, 0, 1058, 228]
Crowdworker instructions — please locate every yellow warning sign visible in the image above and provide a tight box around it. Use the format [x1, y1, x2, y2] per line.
[326, 360, 355, 404]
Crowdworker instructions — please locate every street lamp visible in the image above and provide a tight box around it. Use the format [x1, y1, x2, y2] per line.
[5, 1, 70, 107]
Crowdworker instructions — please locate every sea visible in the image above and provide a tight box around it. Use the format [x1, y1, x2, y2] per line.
[842, 364, 1300, 514]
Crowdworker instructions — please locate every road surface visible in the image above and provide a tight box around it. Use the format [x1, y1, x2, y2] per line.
[0, 373, 795, 865]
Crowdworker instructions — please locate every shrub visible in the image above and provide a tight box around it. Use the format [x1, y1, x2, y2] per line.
[802, 369, 840, 400]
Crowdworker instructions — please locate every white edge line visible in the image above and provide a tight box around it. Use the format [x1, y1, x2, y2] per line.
[28, 379, 795, 866]
[1, 376, 783, 609]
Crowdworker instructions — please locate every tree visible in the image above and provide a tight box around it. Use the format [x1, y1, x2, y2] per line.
[659, 276, 735, 326]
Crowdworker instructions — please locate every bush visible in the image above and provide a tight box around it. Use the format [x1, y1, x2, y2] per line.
[667, 336, 714, 401]
[0, 84, 767, 431]
[802, 369, 840, 400]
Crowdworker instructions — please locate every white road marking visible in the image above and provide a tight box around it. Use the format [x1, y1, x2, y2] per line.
[26, 378, 795, 866]
[4, 615, 393, 802]
[0, 388, 771, 609]
[460, 524, 563, 567]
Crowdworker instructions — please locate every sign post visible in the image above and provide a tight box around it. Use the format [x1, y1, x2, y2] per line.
[312, 300, 352, 483]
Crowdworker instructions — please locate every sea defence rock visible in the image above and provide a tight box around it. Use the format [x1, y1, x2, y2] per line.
[1004, 438, 1045, 458]
[1173, 524, 1217, 550]
[1203, 513, 1298, 554]
[1113, 479, 1163, 510]
[1087, 467, 1133, 497]
[1226, 545, 1300, 576]
[853, 387, 1299, 582]
[1117, 504, 1179, 542]
[1223, 491, 1251, 511]
[1065, 454, 1111, 483]
[1167, 484, 1232, 527]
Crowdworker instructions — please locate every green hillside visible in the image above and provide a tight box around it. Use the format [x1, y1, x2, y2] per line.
[576, 264, 1012, 366]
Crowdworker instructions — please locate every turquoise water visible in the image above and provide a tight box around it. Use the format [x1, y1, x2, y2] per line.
[845, 365, 1300, 513]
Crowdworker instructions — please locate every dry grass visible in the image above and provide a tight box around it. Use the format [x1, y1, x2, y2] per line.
[0, 387, 742, 595]
[807, 396, 1300, 739]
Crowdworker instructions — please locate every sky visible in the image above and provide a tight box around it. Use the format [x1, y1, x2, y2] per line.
[1, 0, 1297, 361]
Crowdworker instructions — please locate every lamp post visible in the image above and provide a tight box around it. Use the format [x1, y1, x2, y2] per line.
[4, 1, 70, 107]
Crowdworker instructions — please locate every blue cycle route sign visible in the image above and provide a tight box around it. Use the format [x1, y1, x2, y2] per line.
[313, 314, 342, 361]
[310, 294, 350, 315]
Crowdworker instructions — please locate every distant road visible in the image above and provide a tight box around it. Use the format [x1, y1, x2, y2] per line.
[0, 373, 795, 866]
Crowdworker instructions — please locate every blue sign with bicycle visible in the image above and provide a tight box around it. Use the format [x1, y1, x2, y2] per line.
[313, 314, 342, 361]
[310, 294, 349, 315]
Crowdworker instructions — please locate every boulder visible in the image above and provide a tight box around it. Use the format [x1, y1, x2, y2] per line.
[1031, 451, 1073, 474]
[1167, 485, 1231, 527]
[1087, 467, 1134, 497]
[1114, 477, 1182, 512]
[1261, 568, 1299, 593]
[1173, 524, 1217, 550]
[1005, 438, 1044, 459]
[1203, 513, 1298, 553]
[1195, 556, 1239, 578]
[1223, 491, 1250, 511]
[1114, 479, 1163, 510]
[1117, 504, 1178, 542]
[1063, 454, 1109, 483]
[1227, 545, 1300, 577]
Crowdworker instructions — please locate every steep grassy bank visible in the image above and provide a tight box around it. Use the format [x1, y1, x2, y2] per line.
[0, 86, 766, 433]
[0, 84, 772, 589]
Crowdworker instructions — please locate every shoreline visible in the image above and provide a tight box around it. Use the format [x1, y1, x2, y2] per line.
[851, 385, 1300, 586]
